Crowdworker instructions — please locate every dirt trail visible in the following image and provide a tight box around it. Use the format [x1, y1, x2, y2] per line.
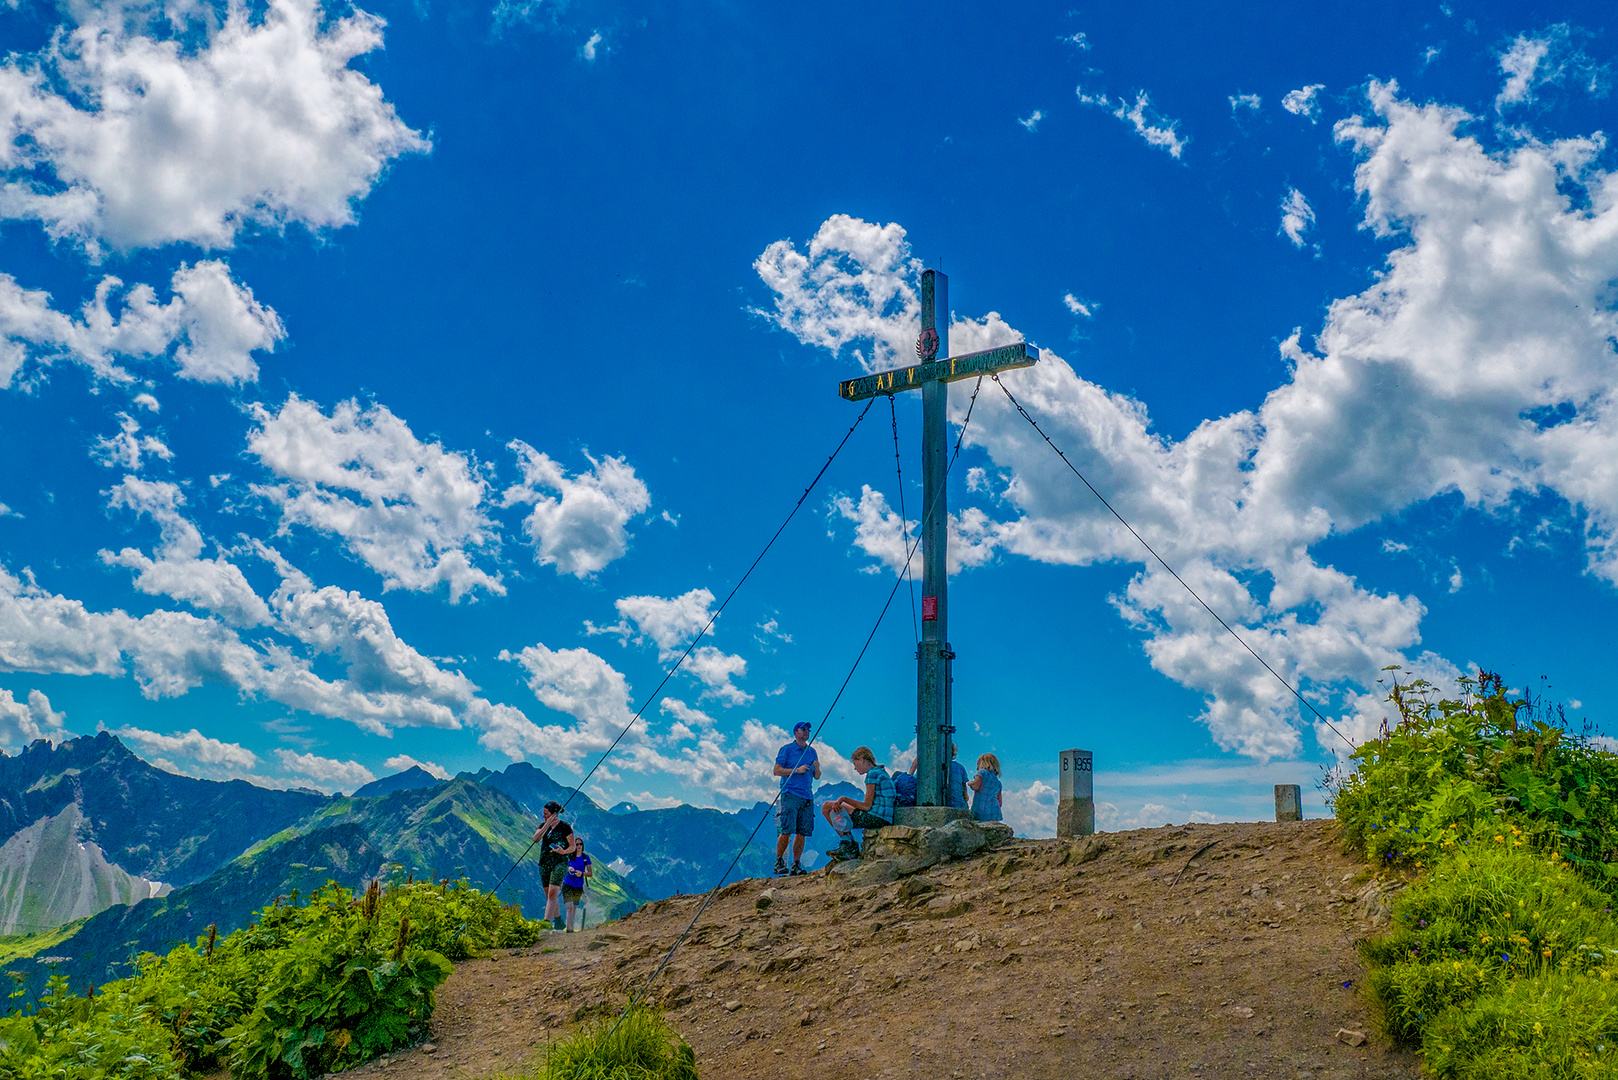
[346, 820, 1419, 1080]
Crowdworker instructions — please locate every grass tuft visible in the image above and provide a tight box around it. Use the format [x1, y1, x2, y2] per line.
[523, 1007, 698, 1080]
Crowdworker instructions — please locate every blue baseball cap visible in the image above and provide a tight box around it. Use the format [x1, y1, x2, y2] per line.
[793, 721, 812, 732]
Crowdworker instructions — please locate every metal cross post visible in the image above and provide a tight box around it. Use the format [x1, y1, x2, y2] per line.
[837, 270, 1038, 807]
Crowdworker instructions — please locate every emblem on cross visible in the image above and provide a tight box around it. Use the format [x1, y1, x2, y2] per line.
[916, 326, 939, 362]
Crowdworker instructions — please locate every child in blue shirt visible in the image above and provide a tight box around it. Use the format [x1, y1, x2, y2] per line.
[562, 845, 592, 932]
[968, 753, 1003, 823]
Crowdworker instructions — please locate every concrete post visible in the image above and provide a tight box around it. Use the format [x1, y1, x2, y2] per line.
[1056, 749, 1094, 837]
[1274, 784, 1302, 822]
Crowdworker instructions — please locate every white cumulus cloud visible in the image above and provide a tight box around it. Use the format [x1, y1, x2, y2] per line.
[101, 476, 274, 627]
[831, 486, 1002, 578]
[0, 261, 283, 389]
[501, 641, 645, 770]
[0, 688, 68, 749]
[1497, 37, 1548, 107]
[1082, 89, 1187, 158]
[248, 395, 502, 602]
[0, 552, 548, 760]
[1282, 84, 1325, 120]
[1001, 779, 1056, 838]
[608, 589, 751, 705]
[113, 724, 258, 772]
[0, 0, 428, 253]
[275, 748, 376, 793]
[92, 413, 173, 471]
[502, 442, 650, 578]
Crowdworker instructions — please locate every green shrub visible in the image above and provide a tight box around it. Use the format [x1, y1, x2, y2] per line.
[0, 877, 541, 1080]
[524, 1007, 698, 1080]
[0, 974, 180, 1080]
[1341, 669, 1618, 1078]
[1329, 671, 1618, 877]
[225, 939, 451, 1080]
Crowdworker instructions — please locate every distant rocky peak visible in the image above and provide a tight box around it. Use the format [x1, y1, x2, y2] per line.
[0, 802, 169, 933]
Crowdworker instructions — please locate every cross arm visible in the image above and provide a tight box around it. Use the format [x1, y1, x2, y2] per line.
[837, 342, 1039, 401]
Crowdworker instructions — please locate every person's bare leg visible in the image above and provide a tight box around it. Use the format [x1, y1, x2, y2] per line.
[793, 834, 806, 863]
[565, 900, 578, 931]
[776, 834, 790, 861]
[545, 884, 561, 922]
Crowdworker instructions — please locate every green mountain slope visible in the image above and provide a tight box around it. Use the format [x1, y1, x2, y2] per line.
[28, 778, 649, 991]
[0, 803, 169, 934]
[0, 733, 331, 887]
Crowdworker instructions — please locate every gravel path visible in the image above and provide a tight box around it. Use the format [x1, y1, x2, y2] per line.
[342, 819, 1420, 1080]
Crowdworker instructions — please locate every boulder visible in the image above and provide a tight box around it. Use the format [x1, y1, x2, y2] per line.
[858, 818, 1008, 876]
[978, 821, 1014, 847]
[833, 858, 903, 886]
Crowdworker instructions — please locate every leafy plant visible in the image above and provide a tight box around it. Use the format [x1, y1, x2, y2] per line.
[1340, 668, 1618, 1078]
[1329, 670, 1618, 877]
[0, 972, 179, 1080]
[0, 877, 542, 1080]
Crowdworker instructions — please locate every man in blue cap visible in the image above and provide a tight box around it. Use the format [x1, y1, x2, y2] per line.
[772, 721, 821, 875]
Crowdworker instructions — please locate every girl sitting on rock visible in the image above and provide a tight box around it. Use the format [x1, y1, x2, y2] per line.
[821, 746, 897, 860]
[968, 752, 1003, 823]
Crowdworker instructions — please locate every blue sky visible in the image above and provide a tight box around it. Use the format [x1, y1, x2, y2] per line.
[0, 0, 1615, 835]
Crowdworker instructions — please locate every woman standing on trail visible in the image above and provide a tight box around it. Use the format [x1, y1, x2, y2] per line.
[533, 801, 575, 931]
[968, 753, 1003, 823]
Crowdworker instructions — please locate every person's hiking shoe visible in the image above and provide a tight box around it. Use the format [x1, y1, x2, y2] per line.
[826, 838, 861, 862]
[552, 917, 566, 930]
[789, 862, 807, 876]
[774, 857, 789, 875]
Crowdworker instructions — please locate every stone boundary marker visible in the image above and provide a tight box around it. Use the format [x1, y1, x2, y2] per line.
[1275, 784, 1302, 822]
[1057, 748, 1094, 837]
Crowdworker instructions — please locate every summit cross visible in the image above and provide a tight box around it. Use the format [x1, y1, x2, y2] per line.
[836, 270, 1038, 811]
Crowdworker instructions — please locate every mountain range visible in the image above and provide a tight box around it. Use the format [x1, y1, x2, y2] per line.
[0, 733, 862, 992]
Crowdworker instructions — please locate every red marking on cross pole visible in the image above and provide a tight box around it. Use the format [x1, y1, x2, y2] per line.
[922, 596, 938, 621]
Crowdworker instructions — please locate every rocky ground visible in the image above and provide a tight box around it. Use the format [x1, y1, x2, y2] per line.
[347, 819, 1420, 1080]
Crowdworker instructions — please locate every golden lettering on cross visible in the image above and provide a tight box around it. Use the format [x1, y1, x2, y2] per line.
[835, 342, 1040, 402]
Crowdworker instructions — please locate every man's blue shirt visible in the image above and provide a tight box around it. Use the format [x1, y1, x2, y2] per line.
[776, 741, 818, 799]
[948, 760, 970, 809]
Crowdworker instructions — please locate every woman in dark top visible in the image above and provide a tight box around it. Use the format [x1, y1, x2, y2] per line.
[532, 800, 575, 930]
